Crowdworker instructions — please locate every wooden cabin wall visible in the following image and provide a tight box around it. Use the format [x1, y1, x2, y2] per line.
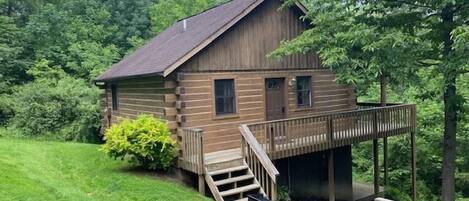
[101, 76, 178, 133]
[176, 70, 356, 153]
[179, 0, 320, 72]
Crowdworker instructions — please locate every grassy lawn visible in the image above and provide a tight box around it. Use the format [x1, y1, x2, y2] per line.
[0, 138, 209, 201]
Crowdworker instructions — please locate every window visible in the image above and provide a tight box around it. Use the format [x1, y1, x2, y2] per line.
[296, 76, 312, 107]
[111, 84, 118, 110]
[214, 79, 236, 115]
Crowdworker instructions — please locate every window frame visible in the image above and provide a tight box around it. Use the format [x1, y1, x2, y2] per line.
[212, 77, 239, 119]
[296, 76, 312, 108]
[111, 84, 119, 111]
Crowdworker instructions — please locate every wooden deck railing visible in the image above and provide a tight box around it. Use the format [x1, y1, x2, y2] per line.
[179, 128, 204, 174]
[357, 102, 400, 110]
[240, 124, 280, 200]
[245, 104, 416, 160]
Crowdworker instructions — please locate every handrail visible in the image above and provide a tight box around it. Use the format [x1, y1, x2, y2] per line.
[246, 103, 416, 160]
[179, 128, 204, 175]
[254, 103, 415, 125]
[239, 124, 279, 200]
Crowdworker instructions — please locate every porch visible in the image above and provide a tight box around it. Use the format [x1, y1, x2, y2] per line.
[178, 103, 417, 201]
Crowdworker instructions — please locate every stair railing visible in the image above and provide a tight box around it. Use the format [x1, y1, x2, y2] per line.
[240, 124, 280, 200]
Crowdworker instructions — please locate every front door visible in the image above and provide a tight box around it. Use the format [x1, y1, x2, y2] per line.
[265, 78, 286, 121]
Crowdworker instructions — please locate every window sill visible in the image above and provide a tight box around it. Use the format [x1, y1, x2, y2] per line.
[293, 106, 314, 112]
[213, 113, 239, 120]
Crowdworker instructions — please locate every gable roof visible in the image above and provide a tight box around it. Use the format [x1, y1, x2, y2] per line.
[96, 0, 307, 81]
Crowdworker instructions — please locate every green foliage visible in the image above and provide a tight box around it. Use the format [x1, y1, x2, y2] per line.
[0, 0, 224, 143]
[0, 15, 28, 85]
[277, 186, 291, 201]
[5, 60, 101, 142]
[101, 115, 177, 171]
[275, 0, 469, 199]
[67, 41, 120, 80]
[101, 0, 154, 51]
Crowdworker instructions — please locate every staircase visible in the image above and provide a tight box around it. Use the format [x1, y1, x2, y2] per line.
[203, 149, 265, 201]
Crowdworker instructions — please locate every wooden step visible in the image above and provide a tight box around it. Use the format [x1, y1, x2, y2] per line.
[235, 198, 248, 201]
[214, 174, 255, 186]
[208, 165, 247, 176]
[219, 184, 260, 197]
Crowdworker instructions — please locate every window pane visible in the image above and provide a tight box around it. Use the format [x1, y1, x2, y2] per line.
[111, 84, 118, 110]
[215, 98, 225, 114]
[214, 79, 236, 115]
[296, 76, 311, 107]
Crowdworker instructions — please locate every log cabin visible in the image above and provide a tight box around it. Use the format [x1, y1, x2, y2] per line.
[95, 0, 417, 200]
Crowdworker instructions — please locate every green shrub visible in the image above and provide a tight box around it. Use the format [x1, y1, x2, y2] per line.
[101, 115, 177, 170]
[277, 186, 291, 201]
[5, 60, 101, 142]
[6, 77, 100, 142]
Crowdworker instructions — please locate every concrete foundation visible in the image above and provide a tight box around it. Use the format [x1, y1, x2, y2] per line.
[276, 146, 353, 201]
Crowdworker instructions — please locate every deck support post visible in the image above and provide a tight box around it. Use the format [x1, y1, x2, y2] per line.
[328, 149, 335, 201]
[373, 139, 379, 197]
[383, 137, 388, 189]
[411, 131, 417, 201]
[198, 174, 205, 195]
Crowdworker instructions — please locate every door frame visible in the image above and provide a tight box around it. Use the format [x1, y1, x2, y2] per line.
[263, 77, 288, 121]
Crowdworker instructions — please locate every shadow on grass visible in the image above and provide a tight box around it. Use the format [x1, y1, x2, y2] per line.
[116, 165, 196, 188]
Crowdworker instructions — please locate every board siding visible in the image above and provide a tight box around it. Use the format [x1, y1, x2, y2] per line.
[177, 70, 356, 153]
[179, 0, 320, 72]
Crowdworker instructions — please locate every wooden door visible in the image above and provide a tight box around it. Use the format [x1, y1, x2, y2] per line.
[265, 78, 286, 121]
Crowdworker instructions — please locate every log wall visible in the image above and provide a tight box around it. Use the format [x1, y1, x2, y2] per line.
[176, 70, 356, 153]
[101, 76, 178, 132]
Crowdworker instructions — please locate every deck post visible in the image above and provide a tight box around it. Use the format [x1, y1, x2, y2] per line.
[411, 131, 417, 201]
[196, 129, 205, 195]
[328, 149, 335, 201]
[198, 174, 205, 194]
[384, 138, 388, 188]
[373, 139, 379, 197]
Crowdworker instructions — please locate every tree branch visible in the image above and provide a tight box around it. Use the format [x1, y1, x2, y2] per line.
[417, 60, 441, 66]
[390, 0, 434, 9]
[423, 12, 440, 20]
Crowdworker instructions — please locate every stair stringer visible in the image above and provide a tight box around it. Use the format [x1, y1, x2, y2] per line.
[204, 167, 224, 201]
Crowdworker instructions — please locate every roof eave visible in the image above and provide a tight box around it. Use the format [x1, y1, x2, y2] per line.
[94, 72, 165, 83]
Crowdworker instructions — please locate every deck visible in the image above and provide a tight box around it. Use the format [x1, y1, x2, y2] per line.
[179, 103, 417, 200]
[246, 104, 416, 160]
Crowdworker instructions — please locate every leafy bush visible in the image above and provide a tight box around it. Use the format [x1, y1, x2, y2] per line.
[277, 186, 291, 201]
[5, 60, 101, 142]
[101, 115, 177, 170]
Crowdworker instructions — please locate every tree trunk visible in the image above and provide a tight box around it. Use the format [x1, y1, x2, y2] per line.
[442, 76, 457, 201]
[380, 75, 387, 107]
[441, 5, 457, 201]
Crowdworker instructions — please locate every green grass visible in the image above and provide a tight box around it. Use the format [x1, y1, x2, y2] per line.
[0, 138, 210, 201]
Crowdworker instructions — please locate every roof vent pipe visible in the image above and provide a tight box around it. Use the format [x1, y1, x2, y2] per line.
[182, 19, 187, 32]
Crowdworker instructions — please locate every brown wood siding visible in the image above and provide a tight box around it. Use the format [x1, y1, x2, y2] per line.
[179, 0, 320, 72]
[102, 76, 178, 132]
[177, 70, 356, 153]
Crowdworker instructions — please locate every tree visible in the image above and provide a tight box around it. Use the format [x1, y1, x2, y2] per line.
[272, 0, 468, 200]
[0, 15, 28, 86]
[100, 0, 154, 51]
